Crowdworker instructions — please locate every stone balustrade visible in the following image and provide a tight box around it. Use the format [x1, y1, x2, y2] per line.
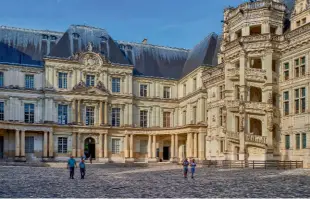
[245, 134, 267, 145]
[245, 68, 266, 82]
[227, 131, 240, 140]
[227, 68, 239, 79]
[245, 101, 267, 111]
[226, 100, 240, 109]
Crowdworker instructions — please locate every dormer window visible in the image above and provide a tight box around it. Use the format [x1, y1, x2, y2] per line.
[72, 33, 80, 39]
[126, 45, 132, 50]
[100, 36, 107, 42]
[42, 34, 49, 40]
[50, 36, 57, 41]
[119, 44, 125, 50]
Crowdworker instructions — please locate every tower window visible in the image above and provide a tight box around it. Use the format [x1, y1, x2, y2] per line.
[50, 36, 57, 41]
[42, 34, 49, 40]
[72, 33, 80, 39]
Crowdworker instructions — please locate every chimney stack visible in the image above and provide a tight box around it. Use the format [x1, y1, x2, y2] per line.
[142, 38, 147, 44]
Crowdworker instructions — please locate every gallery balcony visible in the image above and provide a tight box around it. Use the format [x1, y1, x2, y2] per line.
[245, 133, 267, 148]
[227, 68, 239, 80]
[245, 68, 266, 82]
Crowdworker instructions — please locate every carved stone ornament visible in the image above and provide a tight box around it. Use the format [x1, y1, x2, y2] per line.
[96, 81, 109, 93]
[73, 80, 87, 91]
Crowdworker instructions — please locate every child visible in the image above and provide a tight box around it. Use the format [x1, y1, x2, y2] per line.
[79, 159, 86, 179]
[190, 159, 197, 179]
[182, 158, 189, 178]
[67, 156, 77, 179]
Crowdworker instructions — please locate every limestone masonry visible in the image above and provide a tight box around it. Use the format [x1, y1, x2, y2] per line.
[0, 0, 309, 166]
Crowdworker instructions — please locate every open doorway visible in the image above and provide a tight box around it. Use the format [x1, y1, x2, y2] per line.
[84, 137, 96, 159]
[163, 146, 170, 160]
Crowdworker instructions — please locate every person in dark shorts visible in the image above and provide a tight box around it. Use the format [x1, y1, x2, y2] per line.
[67, 156, 77, 179]
[190, 159, 197, 179]
[182, 158, 189, 178]
[79, 159, 86, 179]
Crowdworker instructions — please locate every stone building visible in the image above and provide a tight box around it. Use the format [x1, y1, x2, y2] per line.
[0, 0, 309, 166]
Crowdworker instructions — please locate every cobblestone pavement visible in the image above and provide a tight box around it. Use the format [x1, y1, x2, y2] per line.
[1, 164, 310, 198]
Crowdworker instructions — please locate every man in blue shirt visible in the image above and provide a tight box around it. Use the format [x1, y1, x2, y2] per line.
[67, 156, 77, 179]
[79, 159, 86, 179]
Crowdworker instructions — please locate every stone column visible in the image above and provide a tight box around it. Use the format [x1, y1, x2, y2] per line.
[15, 130, 20, 157]
[130, 134, 134, 158]
[170, 134, 175, 161]
[99, 133, 103, 158]
[77, 100, 81, 124]
[175, 134, 179, 160]
[20, 130, 25, 157]
[43, 131, 48, 157]
[99, 101, 103, 125]
[187, 133, 192, 158]
[104, 101, 108, 125]
[104, 133, 108, 158]
[72, 132, 76, 157]
[49, 131, 54, 158]
[152, 135, 157, 158]
[77, 133, 81, 157]
[194, 133, 198, 158]
[148, 135, 152, 158]
[124, 134, 129, 158]
[198, 133, 205, 161]
[71, 100, 76, 124]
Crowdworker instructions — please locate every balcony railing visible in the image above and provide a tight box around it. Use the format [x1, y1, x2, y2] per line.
[226, 100, 240, 109]
[245, 134, 267, 145]
[227, 131, 240, 140]
[227, 68, 239, 79]
[245, 101, 267, 111]
[245, 68, 266, 82]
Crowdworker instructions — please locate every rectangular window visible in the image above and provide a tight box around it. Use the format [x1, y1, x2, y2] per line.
[112, 139, 120, 154]
[140, 84, 148, 97]
[111, 108, 120, 127]
[302, 133, 307, 149]
[220, 140, 224, 153]
[57, 137, 68, 153]
[193, 78, 197, 91]
[25, 136, 34, 153]
[219, 108, 223, 126]
[24, 103, 34, 123]
[297, 20, 301, 27]
[163, 87, 171, 99]
[193, 107, 197, 124]
[0, 72, 3, 87]
[163, 112, 171, 128]
[183, 110, 186, 125]
[112, 77, 120, 93]
[285, 135, 290, 149]
[235, 85, 240, 100]
[85, 106, 95, 126]
[58, 104, 68, 125]
[25, 74, 34, 89]
[58, 72, 67, 89]
[283, 63, 289, 80]
[302, 18, 307, 24]
[283, 91, 289, 116]
[296, 134, 301, 149]
[86, 75, 95, 87]
[140, 110, 148, 128]
[220, 85, 225, 99]
[0, 102, 4, 121]
[294, 88, 306, 114]
[140, 140, 148, 153]
[235, 116, 240, 132]
[183, 84, 186, 97]
[294, 57, 306, 78]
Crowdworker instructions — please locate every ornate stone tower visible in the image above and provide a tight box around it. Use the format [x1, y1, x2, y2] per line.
[291, 0, 310, 30]
[220, 0, 287, 160]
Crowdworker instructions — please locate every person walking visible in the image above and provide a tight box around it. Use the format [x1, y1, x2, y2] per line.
[67, 156, 77, 179]
[89, 154, 92, 164]
[79, 159, 86, 179]
[182, 158, 189, 178]
[190, 159, 197, 179]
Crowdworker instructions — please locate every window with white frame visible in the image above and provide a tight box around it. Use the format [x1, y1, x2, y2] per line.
[163, 86, 171, 99]
[283, 91, 289, 116]
[24, 103, 34, 123]
[86, 106, 95, 126]
[140, 140, 148, 153]
[283, 62, 289, 81]
[57, 137, 68, 153]
[112, 139, 120, 154]
[294, 87, 306, 114]
[58, 104, 68, 125]
[86, 75, 95, 87]
[0, 102, 4, 121]
[58, 72, 67, 89]
[140, 110, 148, 128]
[112, 108, 120, 127]
[163, 112, 171, 127]
[0, 72, 4, 87]
[25, 136, 34, 153]
[140, 84, 148, 97]
[112, 77, 120, 93]
[25, 74, 34, 89]
[294, 56, 306, 78]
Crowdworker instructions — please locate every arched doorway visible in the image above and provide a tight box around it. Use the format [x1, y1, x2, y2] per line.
[84, 137, 96, 159]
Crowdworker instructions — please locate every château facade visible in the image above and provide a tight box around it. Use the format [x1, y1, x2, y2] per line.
[1, 0, 310, 166]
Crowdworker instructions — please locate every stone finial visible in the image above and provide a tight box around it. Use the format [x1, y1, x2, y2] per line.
[142, 38, 147, 44]
[87, 42, 93, 52]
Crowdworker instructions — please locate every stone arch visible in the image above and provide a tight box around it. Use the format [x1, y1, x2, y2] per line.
[249, 118, 262, 136]
[84, 137, 96, 159]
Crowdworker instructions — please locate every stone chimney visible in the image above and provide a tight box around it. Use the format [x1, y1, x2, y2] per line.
[142, 38, 147, 44]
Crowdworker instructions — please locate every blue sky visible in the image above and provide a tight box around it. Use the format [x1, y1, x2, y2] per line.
[0, 0, 246, 49]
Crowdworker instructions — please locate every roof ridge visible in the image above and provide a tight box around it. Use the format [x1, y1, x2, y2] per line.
[0, 25, 64, 35]
[117, 40, 190, 51]
[70, 24, 108, 32]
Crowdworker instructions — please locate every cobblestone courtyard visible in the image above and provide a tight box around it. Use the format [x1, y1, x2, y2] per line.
[0, 164, 310, 198]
